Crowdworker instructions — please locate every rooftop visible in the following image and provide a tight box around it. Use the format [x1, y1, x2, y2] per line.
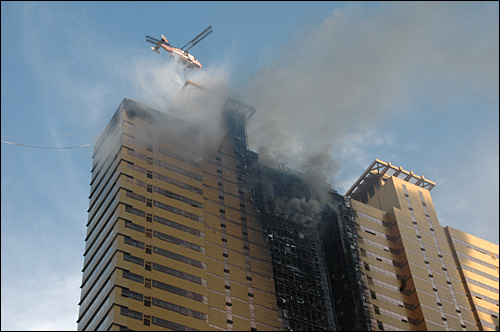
[345, 159, 436, 199]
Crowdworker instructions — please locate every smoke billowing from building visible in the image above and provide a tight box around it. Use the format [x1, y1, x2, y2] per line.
[275, 197, 323, 226]
[118, 2, 497, 220]
[125, 59, 235, 161]
[243, 2, 498, 186]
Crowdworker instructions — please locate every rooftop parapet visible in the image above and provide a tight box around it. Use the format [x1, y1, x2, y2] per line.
[345, 159, 436, 200]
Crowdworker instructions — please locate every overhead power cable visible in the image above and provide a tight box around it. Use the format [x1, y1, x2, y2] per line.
[1, 123, 106, 140]
[1, 140, 92, 149]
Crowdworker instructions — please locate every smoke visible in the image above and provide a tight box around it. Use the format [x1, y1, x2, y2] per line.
[126, 57, 234, 160]
[275, 197, 323, 226]
[244, 2, 498, 186]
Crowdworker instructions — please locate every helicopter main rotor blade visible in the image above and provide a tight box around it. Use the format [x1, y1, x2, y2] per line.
[145, 35, 161, 42]
[184, 30, 213, 52]
[181, 26, 212, 50]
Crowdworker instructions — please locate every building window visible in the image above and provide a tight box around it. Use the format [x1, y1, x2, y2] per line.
[144, 296, 151, 307]
[122, 288, 143, 302]
[120, 306, 143, 321]
[126, 205, 145, 218]
[123, 252, 144, 266]
[123, 270, 144, 283]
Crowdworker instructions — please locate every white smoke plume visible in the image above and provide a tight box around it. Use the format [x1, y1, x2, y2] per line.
[244, 2, 498, 186]
[125, 57, 234, 160]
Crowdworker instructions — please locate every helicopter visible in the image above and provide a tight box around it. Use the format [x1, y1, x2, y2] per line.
[146, 26, 213, 70]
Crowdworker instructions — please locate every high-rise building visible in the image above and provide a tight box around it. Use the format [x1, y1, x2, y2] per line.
[345, 159, 499, 331]
[78, 85, 498, 331]
[77, 89, 283, 331]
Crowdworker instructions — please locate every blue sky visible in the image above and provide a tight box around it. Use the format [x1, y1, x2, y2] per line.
[1, 2, 498, 330]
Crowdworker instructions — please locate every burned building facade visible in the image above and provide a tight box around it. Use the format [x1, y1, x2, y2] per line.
[78, 85, 498, 331]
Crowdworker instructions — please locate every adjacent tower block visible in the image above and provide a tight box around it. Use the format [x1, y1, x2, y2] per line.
[346, 159, 499, 331]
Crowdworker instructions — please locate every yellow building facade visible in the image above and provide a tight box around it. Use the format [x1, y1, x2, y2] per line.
[346, 159, 499, 331]
[77, 97, 282, 331]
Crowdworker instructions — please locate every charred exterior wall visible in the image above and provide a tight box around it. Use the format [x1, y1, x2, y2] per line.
[242, 146, 372, 331]
[319, 194, 372, 331]
[244, 160, 337, 331]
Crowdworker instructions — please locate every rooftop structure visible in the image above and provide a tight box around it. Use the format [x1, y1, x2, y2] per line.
[346, 159, 436, 203]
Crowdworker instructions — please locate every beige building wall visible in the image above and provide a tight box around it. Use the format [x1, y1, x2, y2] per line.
[446, 227, 499, 331]
[77, 97, 281, 331]
[347, 159, 499, 331]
